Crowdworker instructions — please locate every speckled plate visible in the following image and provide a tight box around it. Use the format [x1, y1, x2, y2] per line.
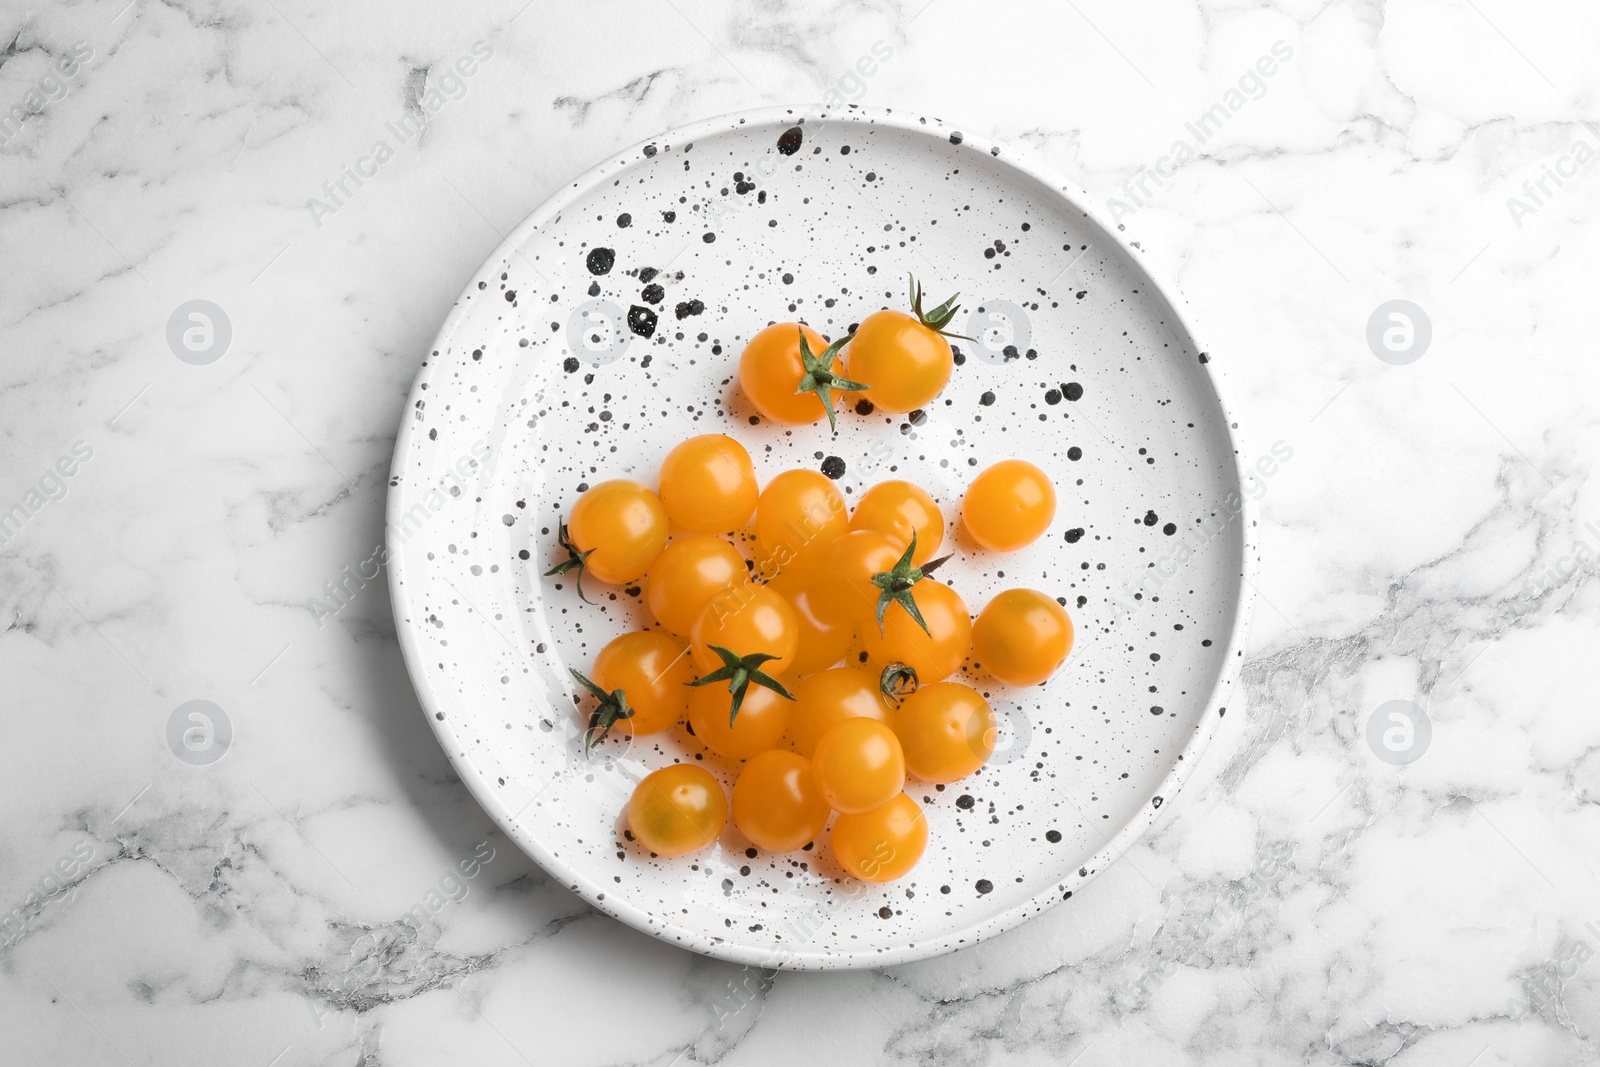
[388, 105, 1256, 970]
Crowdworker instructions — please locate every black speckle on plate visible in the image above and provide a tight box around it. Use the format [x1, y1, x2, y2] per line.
[627, 305, 658, 338]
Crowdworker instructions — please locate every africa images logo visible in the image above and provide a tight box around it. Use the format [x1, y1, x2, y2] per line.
[1106, 40, 1295, 225]
[307, 41, 494, 228]
[0, 441, 94, 548]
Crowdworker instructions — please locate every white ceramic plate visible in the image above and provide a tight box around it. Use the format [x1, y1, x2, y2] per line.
[388, 105, 1255, 970]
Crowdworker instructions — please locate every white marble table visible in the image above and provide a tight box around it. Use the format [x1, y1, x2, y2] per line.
[3, 0, 1597, 1063]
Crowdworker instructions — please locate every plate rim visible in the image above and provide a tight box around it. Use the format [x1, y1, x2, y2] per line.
[387, 103, 1259, 970]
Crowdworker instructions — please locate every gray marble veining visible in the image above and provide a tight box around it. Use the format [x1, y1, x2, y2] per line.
[2, 0, 1597, 1064]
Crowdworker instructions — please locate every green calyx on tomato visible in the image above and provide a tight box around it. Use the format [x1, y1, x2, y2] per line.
[879, 662, 920, 709]
[793, 331, 870, 431]
[688, 644, 795, 725]
[543, 521, 595, 604]
[570, 668, 633, 754]
[906, 274, 972, 341]
[869, 532, 953, 637]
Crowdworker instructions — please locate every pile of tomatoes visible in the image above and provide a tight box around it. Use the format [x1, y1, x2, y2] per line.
[544, 279, 1074, 883]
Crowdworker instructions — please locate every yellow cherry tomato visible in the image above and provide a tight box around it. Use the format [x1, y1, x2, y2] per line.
[862, 579, 972, 683]
[963, 459, 1056, 552]
[972, 588, 1074, 686]
[849, 480, 944, 565]
[811, 717, 905, 814]
[732, 750, 831, 851]
[789, 667, 889, 757]
[754, 469, 848, 573]
[740, 323, 842, 424]
[891, 682, 994, 783]
[565, 479, 669, 585]
[689, 583, 799, 676]
[687, 682, 792, 760]
[627, 764, 727, 857]
[845, 281, 958, 414]
[646, 535, 748, 636]
[832, 793, 928, 882]
[658, 434, 759, 534]
[811, 529, 903, 625]
[767, 566, 852, 676]
[591, 631, 695, 735]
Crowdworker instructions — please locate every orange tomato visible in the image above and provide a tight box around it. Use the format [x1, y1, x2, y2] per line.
[831, 793, 928, 882]
[658, 434, 759, 534]
[890, 681, 994, 783]
[972, 588, 1074, 686]
[850, 480, 944, 565]
[740, 323, 843, 424]
[627, 764, 726, 856]
[963, 459, 1056, 551]
[811, 529, 903, 625]
[811, 717, 905, 814]
[646, 535, 748, 636]
[767, 566, 852, 676]
[732, 750, 831, 851]
[689, 583, 799, 676]
[565, 479, 668, 584]
[754, 469, 848, 574]
[789, 667, 889, 757]
[845, 281, 960, 413]
[591, 631, 695, 735]
[687, 682, 792, 760]
[862, 579, 971, 682]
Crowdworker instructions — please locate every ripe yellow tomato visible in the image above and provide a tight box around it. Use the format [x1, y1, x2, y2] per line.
[849, 480, 944, 565]
[891, 682, 994, 783]
[831, 793, 928, 882]
[789, 667, 889, 757]
[689, 583, 799, 676]
[811, 529, 903, 625]
[688, 682, 792, 760]
[862, 579, 971, 682]
[740, 323, 844, 424]
[754, 469, 848, 573]
[591, 631, 695, 735]
[646, 535, 748, 636]
[658, 434, 759, 534]
[962, 459, 1056, 551]
[766, 566, 852, 676]
[811, 717, 905, 814]
[565, 479, 669, 584]
[732, 750, 831, 851]
[846, 311, 953, 414]
[972, 588, 1074, 686]
[627, 764, 727, 857]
